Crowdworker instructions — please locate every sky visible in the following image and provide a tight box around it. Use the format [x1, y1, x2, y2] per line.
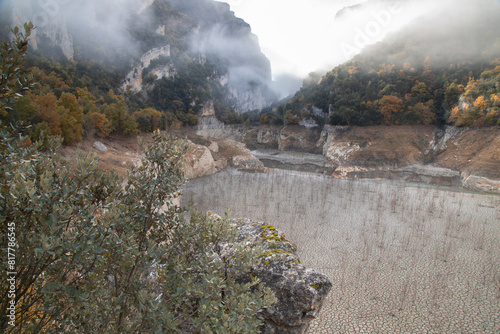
[218, 0, 491, 80]
[220, 0, 365, 79]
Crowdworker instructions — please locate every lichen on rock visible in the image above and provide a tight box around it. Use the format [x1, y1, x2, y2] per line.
[231, 219, 332, 334]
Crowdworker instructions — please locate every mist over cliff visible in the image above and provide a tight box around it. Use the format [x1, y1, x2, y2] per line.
[1, 0, 277, 114]
[332, 0, 500, 67]
[260, 0, 500, 128]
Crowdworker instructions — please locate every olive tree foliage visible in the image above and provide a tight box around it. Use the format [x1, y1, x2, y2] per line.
[0, 129, 275, 333]
[0, 24, 275, 333]
[0, 23, 35, 118]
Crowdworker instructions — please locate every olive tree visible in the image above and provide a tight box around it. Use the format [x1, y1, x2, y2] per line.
[0, 23, 35, 119]
[0, 24, 275, 333]
[0, 129, 275, 333]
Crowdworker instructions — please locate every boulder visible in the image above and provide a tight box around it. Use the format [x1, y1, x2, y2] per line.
[183, 141, 217, 179]
[231, 219, 332, 334]
[212, 138, 266, 172]
[93, 141, 108, 152]
[208, 141, 219, 153]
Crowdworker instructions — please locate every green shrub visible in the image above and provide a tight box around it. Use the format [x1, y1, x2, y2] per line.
[0, 130, 275, 333]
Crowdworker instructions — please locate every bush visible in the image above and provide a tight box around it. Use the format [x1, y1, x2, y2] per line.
[0, 129, 275, 333]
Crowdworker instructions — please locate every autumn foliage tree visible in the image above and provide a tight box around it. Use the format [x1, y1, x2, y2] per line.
[86, 112, 111, 138]
[449, 61, 500, 126]
[134, 107, 163, 132]
[58, 93, 84, 144]
[379, 95, 404, 125]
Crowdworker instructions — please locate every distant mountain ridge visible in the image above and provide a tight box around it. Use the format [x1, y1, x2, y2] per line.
[261, 0, 500, 128]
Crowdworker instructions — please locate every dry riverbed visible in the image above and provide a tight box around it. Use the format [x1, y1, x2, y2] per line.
[182, 168, 500, 333]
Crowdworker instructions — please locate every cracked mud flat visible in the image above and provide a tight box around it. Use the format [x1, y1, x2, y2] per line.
[182, 169, 500, 333]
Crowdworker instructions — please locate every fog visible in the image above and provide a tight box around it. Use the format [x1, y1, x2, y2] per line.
[187, 17, 276, 103]
[6, 0, 153, 62]
[178, 0, 277, 106]
[5, 0, 500, 102]
[224, 0, 500, 88]
[10, 0, 144, 46]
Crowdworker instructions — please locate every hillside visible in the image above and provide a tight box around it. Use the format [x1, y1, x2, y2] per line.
[0, 0, 276, 144]
[260, 0, 500, 128]
[58, 123, 500, 194]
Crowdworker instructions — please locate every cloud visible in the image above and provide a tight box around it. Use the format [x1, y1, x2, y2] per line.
[183, 1, 277, 106]
[8, 0, 151, 59]
[221, 0, 500, 80]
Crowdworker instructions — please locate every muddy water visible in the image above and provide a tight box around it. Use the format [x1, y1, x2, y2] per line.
[182, 168, 500, 333]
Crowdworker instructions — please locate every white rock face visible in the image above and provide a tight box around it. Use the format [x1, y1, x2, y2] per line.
[429, 126, 463, 153]
[123, 45, 172, 92]
[208, 141, 219, 153]
[12, 2, 74, 60]
[462, 174, 500, 193]
[228, 86, 268, 114]
[201, 101, 216, 117]
[138, 0, 155, 14]
[326, 142, 362, 167]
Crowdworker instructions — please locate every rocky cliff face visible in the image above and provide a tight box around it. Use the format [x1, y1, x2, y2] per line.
[169, 0, 276, 113]
[183, 137, 265, 179]
[6, 0, 276, 113]
[191, 123, 500, 193]
[11, 0, 75, 59]
[123, 45, 173, 92]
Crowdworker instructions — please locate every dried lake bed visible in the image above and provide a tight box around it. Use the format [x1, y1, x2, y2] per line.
[182, 168, 500, 333]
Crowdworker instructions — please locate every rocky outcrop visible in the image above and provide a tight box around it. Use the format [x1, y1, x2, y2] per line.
[322, 126, 433, 169]
[278, 126, 323, 154]
[212, 138, 265, 172]
[183, 141, 218, 179]
[242, 126, 324, 153]
[183, 137, 265, 179]
[123, 45, 173, 92]
[242, 127, 281, 150]
[201, 100, 216, 117]
[231, 219, 332, 334]
[213, 124, 500, 193]
[462, 174, 500, 193]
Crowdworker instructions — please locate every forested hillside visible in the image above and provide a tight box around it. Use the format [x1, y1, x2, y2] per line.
[0, 0, 275, 145]
[261, 2, 500, 128]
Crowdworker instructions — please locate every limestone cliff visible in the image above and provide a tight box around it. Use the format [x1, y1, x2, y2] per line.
[169, 0, 276, 113]
[123, 45, 173, 92]
[11, 0, 74, 60]
[5, 0, 276, 114]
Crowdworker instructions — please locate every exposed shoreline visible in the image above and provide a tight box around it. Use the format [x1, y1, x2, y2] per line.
[182, 168, 500, 334]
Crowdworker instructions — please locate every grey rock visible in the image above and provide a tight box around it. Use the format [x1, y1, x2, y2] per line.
[232, 219, 332, 334]
[93, 141, 107, 152]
